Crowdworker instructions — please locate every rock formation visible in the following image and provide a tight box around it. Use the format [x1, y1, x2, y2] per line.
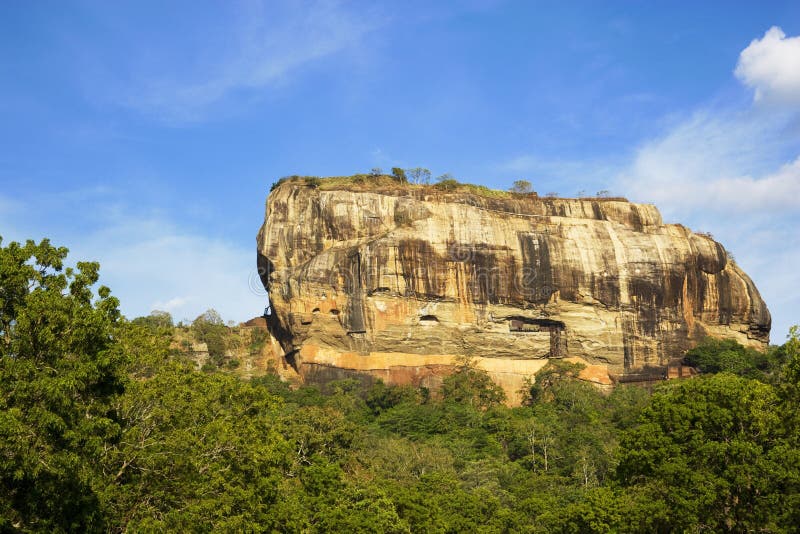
[257, 177, 770, 403]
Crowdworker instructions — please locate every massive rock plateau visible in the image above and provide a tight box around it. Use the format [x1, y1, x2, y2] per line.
[257, 177, 770, 403]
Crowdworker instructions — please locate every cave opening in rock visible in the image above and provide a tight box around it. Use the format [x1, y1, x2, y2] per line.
[508, 316, 565, 332]
[507, 316, 567, 357]
[369, 287, 391, 296]
[420, 315, 439, 324]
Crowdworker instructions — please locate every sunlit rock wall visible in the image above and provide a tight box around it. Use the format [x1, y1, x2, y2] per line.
[257, 180, 770, 403]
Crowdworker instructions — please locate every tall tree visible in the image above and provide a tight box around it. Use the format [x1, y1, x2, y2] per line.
[617, 373, 794, 531]
[406, 168, 431, 185]
[0, 238, 125, 532]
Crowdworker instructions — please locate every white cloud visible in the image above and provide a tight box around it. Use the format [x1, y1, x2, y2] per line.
[705, 157, 800, 211]
[123, 0, 384, 122]
[74, 219, 267, 324]
[620, 108, 800, 216]
[152, 297, 189, 313]
[614, 27, 800, 340]
[735, 26, 800, 105]
[0, 188, 267, 325]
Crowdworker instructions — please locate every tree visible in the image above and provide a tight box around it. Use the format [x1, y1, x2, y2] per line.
[313, 486, 410, 533]
[406, 168, 431, 185]
[779, 325, 800, 394]
[509, 180, 532, 194]
[435, 174, 459, 191]
[441, 357, 505, 410]
[131, 310, 173, 330]
[192, 309, 227, 365]
[366, 381, 420, 416]
[391, 168, 408, 183]
[523, 416, 557, 473]
[684, 337, 776, 380]
[617, 373, 793, 531]
[524, 360, 586, 405]
[774, 325, 800, 528]
[370, 167, 383, 177]
[101, 360, 291, 531]
[195, 308, 223, 326]
[0, 237, 125, 531]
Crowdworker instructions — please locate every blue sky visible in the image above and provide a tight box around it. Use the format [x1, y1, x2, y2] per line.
[1, 1, 798, 340]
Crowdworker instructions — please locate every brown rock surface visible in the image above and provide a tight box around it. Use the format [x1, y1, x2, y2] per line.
[257, 178, 770, 403]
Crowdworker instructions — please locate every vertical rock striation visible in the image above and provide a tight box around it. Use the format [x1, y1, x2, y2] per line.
[257, 178, 770, 403]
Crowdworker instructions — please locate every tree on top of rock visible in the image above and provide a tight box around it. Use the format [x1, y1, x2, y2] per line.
[510, 180, 533, 194]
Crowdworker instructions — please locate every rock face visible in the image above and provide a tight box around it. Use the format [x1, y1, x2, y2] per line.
[257, 179, 770, 403]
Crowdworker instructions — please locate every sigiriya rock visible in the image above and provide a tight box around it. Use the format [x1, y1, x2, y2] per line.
[257, 176, 770, 403]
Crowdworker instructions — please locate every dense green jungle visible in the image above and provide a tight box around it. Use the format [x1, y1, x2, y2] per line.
[2, 237, 799, 533]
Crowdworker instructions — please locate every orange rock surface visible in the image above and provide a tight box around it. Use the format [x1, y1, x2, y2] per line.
[257, 178, 770, 403]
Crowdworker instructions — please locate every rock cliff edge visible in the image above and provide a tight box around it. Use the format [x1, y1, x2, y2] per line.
[257, 177, 770, 403]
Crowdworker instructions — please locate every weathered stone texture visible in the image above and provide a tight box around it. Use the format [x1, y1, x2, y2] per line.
[257, 182, 770, 403]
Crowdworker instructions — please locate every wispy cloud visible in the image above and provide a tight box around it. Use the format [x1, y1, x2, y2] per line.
[0, 187, 266, 324]
[121, 0, 385, 123]
[494, 27, 800, 339]
[616, 26, 800, 339]
[82, 221, 265, 324]
[152, 296, 189, 313]
[619, 107, 800, 217]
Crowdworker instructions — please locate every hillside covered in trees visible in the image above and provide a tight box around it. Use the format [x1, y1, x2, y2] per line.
[2, 237, 800, 533]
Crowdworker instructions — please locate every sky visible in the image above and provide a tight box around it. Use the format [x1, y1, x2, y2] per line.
[0, 1, 798, 340]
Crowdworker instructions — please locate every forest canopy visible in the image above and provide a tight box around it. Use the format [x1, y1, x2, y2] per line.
[1, 237, 799, 533]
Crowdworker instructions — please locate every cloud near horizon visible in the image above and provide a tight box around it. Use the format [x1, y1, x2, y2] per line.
[85, 226, 266, 324]
[620, 108, 800, 217]
[0, 189, 266, 325]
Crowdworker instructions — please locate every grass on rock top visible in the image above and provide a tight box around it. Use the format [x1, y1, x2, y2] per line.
[270, 174, 629, 202]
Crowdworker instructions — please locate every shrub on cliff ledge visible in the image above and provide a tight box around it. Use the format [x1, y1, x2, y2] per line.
[391, 167, 407, 183]
[509, 179, 533, 194]
[435, 173, 459, 191]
